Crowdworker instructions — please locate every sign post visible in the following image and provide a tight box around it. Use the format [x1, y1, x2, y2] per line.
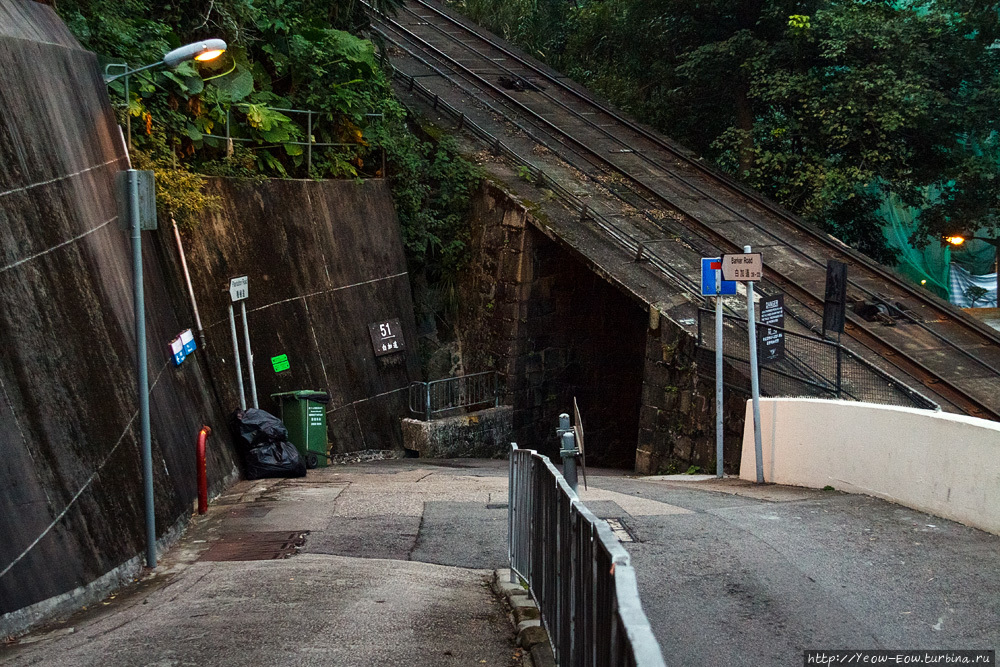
[228, 276, 249, 410]
[722, 247, 765, 484]
[701, 258, 736, 479]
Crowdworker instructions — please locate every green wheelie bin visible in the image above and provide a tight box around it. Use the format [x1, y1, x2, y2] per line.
[271, 391, 330, 468]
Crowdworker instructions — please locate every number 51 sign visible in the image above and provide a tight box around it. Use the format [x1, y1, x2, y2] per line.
[368, 318, 406, 356]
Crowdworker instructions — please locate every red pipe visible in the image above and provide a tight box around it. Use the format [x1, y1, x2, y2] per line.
[197, 426, 211, 515]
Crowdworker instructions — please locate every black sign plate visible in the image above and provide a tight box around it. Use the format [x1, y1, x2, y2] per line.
[758, 294, 785, 363]
[368, 318, 405, 356]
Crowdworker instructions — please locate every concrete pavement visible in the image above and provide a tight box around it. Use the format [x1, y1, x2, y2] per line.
[4, 459, 999, 666]
[0, 461, 521, 667]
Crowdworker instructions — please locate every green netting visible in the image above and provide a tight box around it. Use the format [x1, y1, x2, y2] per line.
[882, 193, 998, 301]
[881, 194, 952, 299]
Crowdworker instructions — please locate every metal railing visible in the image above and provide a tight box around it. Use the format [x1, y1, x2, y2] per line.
[696, 308, 938, 409]
[408, 371, 499, 420]
[509, 444, 666, 667]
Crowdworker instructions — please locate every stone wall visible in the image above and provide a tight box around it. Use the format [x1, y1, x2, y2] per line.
[401, 406, 513, 459]
[455, 180, 748, 472]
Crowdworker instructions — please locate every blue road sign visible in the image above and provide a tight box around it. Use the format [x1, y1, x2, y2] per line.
[701, 257, 737, 296]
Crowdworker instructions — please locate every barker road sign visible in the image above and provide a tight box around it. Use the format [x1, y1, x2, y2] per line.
[721, 253, 763, 282]
[229, 276, 249, 302]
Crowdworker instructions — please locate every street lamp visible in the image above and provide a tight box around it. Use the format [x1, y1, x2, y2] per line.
[107, 39, 226, 570]
[104, 39, 227, 151]
[945, 234, 1000, 308]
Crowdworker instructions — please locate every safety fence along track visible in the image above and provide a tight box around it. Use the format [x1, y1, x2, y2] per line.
[369, 0, 1000, 421]
[509, 444, 666, 667]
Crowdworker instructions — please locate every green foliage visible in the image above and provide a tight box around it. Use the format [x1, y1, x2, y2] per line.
[61, 0, 480, 283]
[449, 0, 1000, 265]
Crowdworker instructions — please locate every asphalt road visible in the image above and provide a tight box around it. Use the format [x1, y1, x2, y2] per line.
[4, 459, 998, 666]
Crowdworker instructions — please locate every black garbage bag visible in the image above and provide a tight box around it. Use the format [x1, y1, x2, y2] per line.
[244, 440, 307, 480]
[229, 408, 289, 453]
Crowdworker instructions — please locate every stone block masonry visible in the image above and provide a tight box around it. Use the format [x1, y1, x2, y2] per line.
[401, 406, 513, 458]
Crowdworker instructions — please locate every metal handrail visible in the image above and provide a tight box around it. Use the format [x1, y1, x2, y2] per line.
[509, 443, 666, 667]
[408, 371, 499, 420]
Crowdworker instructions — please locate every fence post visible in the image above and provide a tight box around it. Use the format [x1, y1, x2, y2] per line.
[836, 335, 843, 399]
[560, 431, 579, 492]
[425, 382, 432, 422]
[306, 110, 313, 175]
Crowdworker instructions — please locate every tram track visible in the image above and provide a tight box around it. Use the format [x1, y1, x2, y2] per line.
[371, 0, 1000, 419]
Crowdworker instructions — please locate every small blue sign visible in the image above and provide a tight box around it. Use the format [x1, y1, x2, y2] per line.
[170, 337, 187, 366]
[180, 329, 197, 356]
[701, 257, 737, 296]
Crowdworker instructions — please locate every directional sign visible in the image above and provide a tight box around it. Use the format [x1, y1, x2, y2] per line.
[229, 276, 249, 302]
[368, 318, 405, 357]
[721, 253, 763, 282]
[758, 294, 785, 363]
[701, 257, 737, 296]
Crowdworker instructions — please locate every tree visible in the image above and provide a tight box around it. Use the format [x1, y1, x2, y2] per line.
[451, 0, 1000, 264]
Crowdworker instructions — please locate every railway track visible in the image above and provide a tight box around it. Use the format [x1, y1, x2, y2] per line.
[371, 0, 1000, 420]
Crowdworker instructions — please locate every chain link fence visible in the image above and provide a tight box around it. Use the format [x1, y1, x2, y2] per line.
[696, 308, 937, 409]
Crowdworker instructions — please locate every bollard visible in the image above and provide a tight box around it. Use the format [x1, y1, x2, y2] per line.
[196, 426, 211, 515]
[560, 432, 579, 492]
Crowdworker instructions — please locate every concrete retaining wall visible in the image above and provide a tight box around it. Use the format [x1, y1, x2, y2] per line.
[180, 177, 420, 456]
[0, 0, 238, 629]
[401, 405, 513, 458]
[740, 398, 1000, 535]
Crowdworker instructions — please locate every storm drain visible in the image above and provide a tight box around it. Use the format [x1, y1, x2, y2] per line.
[605, 518, 635, 543]
[199, 531, 308, 561]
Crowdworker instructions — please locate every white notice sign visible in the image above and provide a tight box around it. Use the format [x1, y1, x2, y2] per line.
[229, 276, 249, 302]
[721, 253, 763, 282]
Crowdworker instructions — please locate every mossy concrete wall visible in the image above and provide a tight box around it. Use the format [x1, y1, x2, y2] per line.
[401, 406, 513, 458]
[0, 0, 237, 630]
[180, 178, 420, 456]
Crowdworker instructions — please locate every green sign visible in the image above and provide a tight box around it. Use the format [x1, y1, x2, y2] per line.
[271, 354, 290, 373]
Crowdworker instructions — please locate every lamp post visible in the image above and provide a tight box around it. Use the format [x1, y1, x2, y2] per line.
[945, 234, 1000, 308]
[104, 39, 227, 151]
[106, 39, 226, 569]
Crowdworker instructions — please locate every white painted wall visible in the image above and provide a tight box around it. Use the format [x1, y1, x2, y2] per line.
[740, 398, 1000, 535]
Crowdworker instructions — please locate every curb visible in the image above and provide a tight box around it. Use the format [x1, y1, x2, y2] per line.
[490, 569, 556, 667]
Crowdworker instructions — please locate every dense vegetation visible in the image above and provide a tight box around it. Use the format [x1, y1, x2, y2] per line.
[451, 0, 1000, 263]
[58, 0, 480, 282]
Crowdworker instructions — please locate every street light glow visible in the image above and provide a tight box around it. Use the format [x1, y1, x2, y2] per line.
[945, 235, 966, 246]
[162, 39, 228, 67]
[195, 49, 225, 62]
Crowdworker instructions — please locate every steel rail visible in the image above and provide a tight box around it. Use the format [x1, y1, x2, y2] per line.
[406, 0, 1000, 353]
[373, 21, 707, 298]
[398, 0, 1000, 382]
[374, 5, 1000, 418]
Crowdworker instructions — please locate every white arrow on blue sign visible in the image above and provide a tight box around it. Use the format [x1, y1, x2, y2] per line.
[701, 257, 737, 296]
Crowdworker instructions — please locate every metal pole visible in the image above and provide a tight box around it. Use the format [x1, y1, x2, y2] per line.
[240, 301, 258, 409]
[560, 431, 578, 492]
[171, 216, 207, 352]
[125, 73, 132, 153]
[306, 111, 312, 176]
[715, 266, 724, 478]
[745, 244, 765, 484]
[425, 383, 432, 422]
[129, 170, 155, 568]
[228, 303, 246, 411]
[836, 333, 843, 399]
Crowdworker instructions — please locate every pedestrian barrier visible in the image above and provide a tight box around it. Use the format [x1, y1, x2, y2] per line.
[508, 443, 666, 667]
[408, 371, 499, 421]
[696, 308, 937, 409]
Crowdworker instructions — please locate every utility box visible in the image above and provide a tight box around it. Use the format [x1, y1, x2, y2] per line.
[271, 391, 330, 468]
